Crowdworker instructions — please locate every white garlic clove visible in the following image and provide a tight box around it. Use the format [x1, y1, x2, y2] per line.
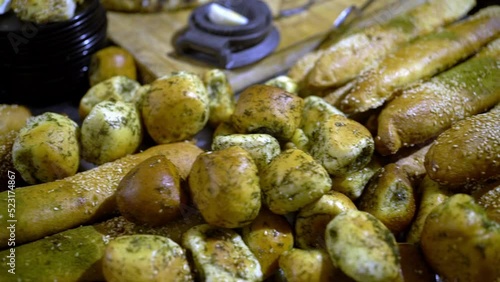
[207, 3, 249, 26]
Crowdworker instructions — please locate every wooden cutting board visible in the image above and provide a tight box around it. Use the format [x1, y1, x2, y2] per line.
[106, 0, 404, 92]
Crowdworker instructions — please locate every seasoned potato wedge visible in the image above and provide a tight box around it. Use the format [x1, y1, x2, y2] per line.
[81, 101, 142, 165]
[116, 155, 185, 226]
[260, 148, 331, 214]
[331, 158, 381, 200]
[103, 235, 192, 282]
[189, 146, 261, 228]
[203, 69, 235, 127]
[295, 191, 357, 249]
[79, 76, 141, 119]
[421, 194, 500, 282]
[285, 128, 309, 151]
[358, 163, 416, 234]
[231, 85, 304, 141]
[309, 114, 374, 177]
[12, 112, 80, 184]
[278, 249, 346, 282]
[325, 210, 402, 282]
[182, 224, 263, 281]
[301, 95, 344, 138]
[242, 208, 294, 279]
[142, 72, 209, 144]
[212, 133, 280, 170]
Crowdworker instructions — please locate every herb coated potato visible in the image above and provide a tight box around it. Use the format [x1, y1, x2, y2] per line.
[420, 194, 500, 282]
[358, 163, 416, 234]
[241, 208, 294, 279]
[79, 76, 141, 119]
[116, 155, 185, 226]
[309, 114, 374, 177]
[103, 235, 193, 282]
[300, 95, 344, 139]
[295, 191, 357, 249]
[211, 133, 280, 170]
[285, 128, 309, 151]
[81, 101, 142, 165]
[203, 69, 235, 127]
[260, 148, 332, 214]
[231, 84, 304, 141]
[88, 46, 137, 87]
[182, 224, 263, 281]
[325, 210, 402, 282]
[12, 112, 80, 184]
[142, 72, 209, 144]
[188, 146, 261, 228]
[330, 158, 381, 200]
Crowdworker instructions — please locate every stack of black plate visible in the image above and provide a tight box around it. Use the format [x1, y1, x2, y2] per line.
[0, 0, 107, 105]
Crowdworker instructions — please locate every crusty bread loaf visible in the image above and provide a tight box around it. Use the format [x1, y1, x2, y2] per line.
[0, 142, 203, 247]
[306, 0, 476, 88]
[340, 6, 500, 115]
[424, 105, 500, 188]
[375, 38, 500, 155]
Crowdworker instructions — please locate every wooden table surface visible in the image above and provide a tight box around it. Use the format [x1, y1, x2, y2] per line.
[106, 0, 415, 92]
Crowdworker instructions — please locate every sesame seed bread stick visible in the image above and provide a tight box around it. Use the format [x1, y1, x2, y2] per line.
[0, 142, 203, 247]
[0, 212, 205, 281]
[341, 6, 500, 115]
[306, 0, 476, 88]
[375, 38, 500, 156]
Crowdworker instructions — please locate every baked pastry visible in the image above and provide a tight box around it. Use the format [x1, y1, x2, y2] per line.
[375, 38, 500, 155]
[340, 6, 500, 115]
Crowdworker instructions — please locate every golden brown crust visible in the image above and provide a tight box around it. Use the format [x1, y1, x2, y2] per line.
[231, 85, 304, 141]
[358, 163, 416, 234]
[472, 180, 500, 223]
[0, 142, 203, 247]
[306, 0, 475, 89]
[375, 39, 500, 155]
[340, 6, 500, 115]
[424, 108, 500, 188]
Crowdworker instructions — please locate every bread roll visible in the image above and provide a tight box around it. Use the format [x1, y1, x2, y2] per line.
[424, 105, 500, 188]
[0, 142, 203, 247]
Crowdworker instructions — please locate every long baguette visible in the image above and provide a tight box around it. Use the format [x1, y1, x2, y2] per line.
[375, 38, 500, 155]
[0, 212, 205, 282]
[0, 142, 203, 247]
[306, 0, 476, 88]
[340, 6, 500, 115]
